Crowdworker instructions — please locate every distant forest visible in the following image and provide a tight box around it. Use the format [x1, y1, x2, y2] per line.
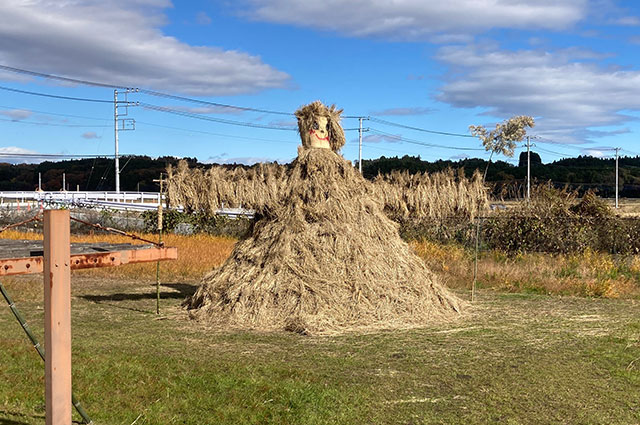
[1, 152, 639, 197]
[361, 152, 640, 198]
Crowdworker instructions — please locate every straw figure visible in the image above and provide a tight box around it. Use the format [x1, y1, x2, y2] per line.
[183, 101, 463, 334]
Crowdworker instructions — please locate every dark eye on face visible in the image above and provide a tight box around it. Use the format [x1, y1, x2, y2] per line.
[312, 121, 319, 130]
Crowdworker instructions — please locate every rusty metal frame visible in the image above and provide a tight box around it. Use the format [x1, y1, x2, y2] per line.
[0, 247, 177, 276]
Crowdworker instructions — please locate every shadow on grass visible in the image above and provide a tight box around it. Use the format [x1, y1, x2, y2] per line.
[0, 419, 29, 425]
[0, 409, 44, 425]
[80, 282, 197, 302]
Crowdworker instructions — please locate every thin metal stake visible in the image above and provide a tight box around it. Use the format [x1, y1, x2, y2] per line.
[472, 217, 481, 302]
[153, 174, 164, 315]
[0, 281, 93, 424]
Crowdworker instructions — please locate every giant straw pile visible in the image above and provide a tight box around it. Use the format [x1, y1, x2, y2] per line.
[186, 147, 462, 334]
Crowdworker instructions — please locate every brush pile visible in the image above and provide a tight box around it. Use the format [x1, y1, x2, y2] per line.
[186, 148, 462, 334]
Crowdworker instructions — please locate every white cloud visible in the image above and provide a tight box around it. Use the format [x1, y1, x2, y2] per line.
[0, 108, 32, 120]
[239, 0, 587, 40]
[581, 149, 607, 158]
[0, 0, 290, 95]
[172, 105, 244, 115]
[81, 131, 100, 139]
[435, 45, 640, 143]
[268, 119, 297, 128]
[196, 11, 212, 25]
[450, 153, 469, 160]
[362, 133, 402, 144]
[371, 107, 434, 116]
[0, 146, 39, 154]
[614, 16, 640, 26]
[0, 146, 41, 164]
[204, 154, 289, 165]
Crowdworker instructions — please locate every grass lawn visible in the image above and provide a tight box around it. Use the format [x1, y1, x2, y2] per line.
[1, 272, 639, 425]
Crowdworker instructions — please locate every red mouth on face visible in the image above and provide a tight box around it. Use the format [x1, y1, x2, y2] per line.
[309, 130, 329, 141]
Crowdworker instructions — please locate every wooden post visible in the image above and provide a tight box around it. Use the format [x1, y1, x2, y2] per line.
[44, 209, 72, 425]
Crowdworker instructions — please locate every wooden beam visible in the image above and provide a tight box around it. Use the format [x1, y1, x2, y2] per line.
[44, 209, 72, 425]
[0, 247, 177, 276]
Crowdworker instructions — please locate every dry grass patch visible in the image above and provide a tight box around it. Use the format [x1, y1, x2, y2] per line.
[411, 239, 640, 298]
[0, 230, 236, 282]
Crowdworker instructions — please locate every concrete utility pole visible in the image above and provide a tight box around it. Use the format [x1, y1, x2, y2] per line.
[114, 90, 120, 194]
[526, 136, 531, 202]
[357, 117, 369, 174]
[615, 147, 620, 209]
[114, 89, 139, 194]
[358, 117, 363, 173]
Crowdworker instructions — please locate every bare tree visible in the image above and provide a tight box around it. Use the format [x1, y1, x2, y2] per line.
[470, 115, 535, 181]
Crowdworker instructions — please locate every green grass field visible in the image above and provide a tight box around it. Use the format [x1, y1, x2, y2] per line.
[1, 274, 639, 425]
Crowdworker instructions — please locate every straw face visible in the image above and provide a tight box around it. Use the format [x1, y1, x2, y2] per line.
[294, 101, 345, 152]
[185, 149, 463, 334]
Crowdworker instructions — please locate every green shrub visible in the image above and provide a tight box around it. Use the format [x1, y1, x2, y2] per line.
[141, 210, 252, 238]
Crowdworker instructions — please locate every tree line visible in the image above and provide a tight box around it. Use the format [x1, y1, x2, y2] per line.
[361, 153, 640, 198]
[1, 153, 639, 198]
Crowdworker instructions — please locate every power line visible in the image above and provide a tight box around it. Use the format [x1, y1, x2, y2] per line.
[0, 104, 109, 122]
[368, 128, 485, 151]
[0, 85, 113, 103]
[0, 64, 126, 89]
[139, 103, 298, 131]
[0, 152, 132, 159]
[535, 146, 574, 157]
[0, 64, 296, 116]
[0, 117, 110, 128]
[138, 89, 293, 116]
[136, 121, 297, 145]
[369, 117, 474, 138]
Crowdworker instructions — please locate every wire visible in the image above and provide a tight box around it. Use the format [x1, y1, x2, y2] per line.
[140, 103, 298, 131]
[0, 153, 130, 159]
[138, 89, 292, 116]
[535, 146, 574, 157]
[368, 128, 485, 151]
[0, 104, 109, 122]
[135, 121, 297, 145]
[0, 64, 126, 89]
[0, 117, 109, 128]
[0, 85, 113, 103]
[369, 117, 475, 138]
[0, 64, 296, 117]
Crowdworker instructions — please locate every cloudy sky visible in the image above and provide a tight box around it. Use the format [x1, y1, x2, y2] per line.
[0, 0, 639, 167]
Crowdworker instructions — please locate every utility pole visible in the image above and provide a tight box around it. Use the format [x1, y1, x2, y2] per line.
[615, 147, 620, 209]
[38, 172, 41, 191]
[114, 90, 120, 194]
[62, 173, 66, 191]
[114, 88, 139, 193]
[526, 136, 531, 202]
[357, 117, 369, 174]
[358, 117, 363, 173]
[152, 174, 164, 315]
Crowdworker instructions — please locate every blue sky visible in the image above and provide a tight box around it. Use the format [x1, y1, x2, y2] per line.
[1, 0, 640, 166]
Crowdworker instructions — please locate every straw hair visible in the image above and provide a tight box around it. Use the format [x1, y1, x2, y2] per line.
[295, 101, 346, 152]
[186, 148, 463, 334]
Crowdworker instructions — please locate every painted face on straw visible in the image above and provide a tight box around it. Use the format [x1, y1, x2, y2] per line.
[308, 116, 331, 149]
